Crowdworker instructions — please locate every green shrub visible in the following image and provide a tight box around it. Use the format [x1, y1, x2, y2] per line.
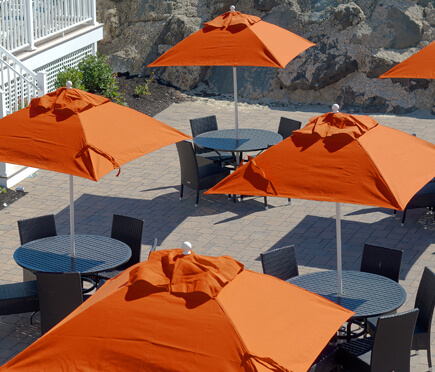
[54, 53, 126, 105]
[54, 67, 86, 91]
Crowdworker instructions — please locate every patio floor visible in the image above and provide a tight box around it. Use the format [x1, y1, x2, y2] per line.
[0, 98, 434, 370]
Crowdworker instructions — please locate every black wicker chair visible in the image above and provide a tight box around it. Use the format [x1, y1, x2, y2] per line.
[95, 214, 144, 281]
[339, 309, 419, 372]
[176, 141, 231, 207]
[17, 214, 57, 281]
[398, 179, 435, 225]
[308, 344, 340, 372]
[278, 117, 302, 139]
[0, 280, 39, 316]
[189, 115, 234, 166]
[360, 244, 404, 336]
[260, 245, 299, 281]
[412, 267, 435, 369]
[360, 244, 403, 282]
[36, 272, 85, 335]
[17, 214, 57, 245]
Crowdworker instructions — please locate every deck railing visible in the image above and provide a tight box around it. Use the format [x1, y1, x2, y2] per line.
[0, 0, 96, 53]
[0, 46, 46, 117]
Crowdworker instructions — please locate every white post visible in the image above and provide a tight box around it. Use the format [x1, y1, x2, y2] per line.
[90, 0, 97, 26]
[69, 175, 76, 257]
[25, 0, 36, 51]
[0, 90, 6, 118]
[336, 202, 343, 296]
[36, 71, 47, 96]
[233, 66, 239, 140]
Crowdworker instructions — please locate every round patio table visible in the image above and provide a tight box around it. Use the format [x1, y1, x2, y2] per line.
[287, 270, 406, 340]
[193, 128, 282, 154]
[14, 235, 131, 275]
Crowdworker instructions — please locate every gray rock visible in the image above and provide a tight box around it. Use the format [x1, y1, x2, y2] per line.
[97, 0, 435, 114]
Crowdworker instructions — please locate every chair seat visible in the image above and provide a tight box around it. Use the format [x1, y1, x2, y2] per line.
[0, 280, 39, 315]
[340, 337, 373, 369]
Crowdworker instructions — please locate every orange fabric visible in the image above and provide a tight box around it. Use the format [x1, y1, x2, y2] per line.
[206, 112, 435, 210]
[379, 41, 435, 79]
[128, 249, 244, 298]
[1, 250, 353, 372]
[0, 88, 191, 181]
[148, 11, 315, 68]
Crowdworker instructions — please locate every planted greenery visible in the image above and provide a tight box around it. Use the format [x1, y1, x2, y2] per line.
[54, 53, 125, 105]
[134, 72, 154, 96]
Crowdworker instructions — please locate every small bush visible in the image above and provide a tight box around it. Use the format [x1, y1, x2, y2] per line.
[134, 73, 154, 96]
[54, 53, 125, 105]
[54, 67, 86, 91]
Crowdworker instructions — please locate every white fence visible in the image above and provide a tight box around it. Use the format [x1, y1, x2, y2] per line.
[0, 0, 96, 52]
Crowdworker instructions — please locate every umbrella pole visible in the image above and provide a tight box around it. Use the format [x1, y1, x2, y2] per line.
[69, 175, 76, 257]
[233, 66, 239, 141]
[336, 202, 343, 296]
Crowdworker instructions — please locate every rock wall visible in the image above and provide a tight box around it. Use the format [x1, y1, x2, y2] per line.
[97, 0, 435, 114]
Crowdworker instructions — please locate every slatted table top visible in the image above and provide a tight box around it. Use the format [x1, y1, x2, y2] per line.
[288, 270, 406, 319]
[194, 129, 282, 153]
[14, 235, 131, 275]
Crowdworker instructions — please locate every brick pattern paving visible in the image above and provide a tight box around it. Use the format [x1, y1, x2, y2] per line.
[0, 100, 434, 370]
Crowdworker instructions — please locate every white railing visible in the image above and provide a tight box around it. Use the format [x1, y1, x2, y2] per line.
[0, 0, 96, 53]
[0, 45, 45, 116]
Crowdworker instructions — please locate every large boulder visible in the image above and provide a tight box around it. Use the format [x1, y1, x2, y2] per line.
[97, 0, 435, 114]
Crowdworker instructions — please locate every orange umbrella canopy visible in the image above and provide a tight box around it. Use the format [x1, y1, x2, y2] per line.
[1, 249, 353, 372]
[148, 9, 315, 68]
[206, 111, 435, 211]
[0, 87, 191, 181]
[379, 41, 435, 79]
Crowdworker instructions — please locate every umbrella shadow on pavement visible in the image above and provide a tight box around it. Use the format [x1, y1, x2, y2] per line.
[259, 214, 434, 280]
[53, 190, 245, 246]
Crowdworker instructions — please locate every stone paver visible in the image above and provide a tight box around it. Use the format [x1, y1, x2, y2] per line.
[0, 99, 434, 370]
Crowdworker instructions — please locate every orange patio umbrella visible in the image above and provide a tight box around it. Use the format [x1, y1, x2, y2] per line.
[1, 245, 353, 372]
[378, 41, 435, 79]
[0, 85, 191, 255]
[206, 106, 435, 294]
[148, 6, 315, 139]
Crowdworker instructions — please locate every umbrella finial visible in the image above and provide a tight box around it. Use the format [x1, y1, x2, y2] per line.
[332, 104, 340, 113]
[182, 241, 192, 255]
[66, 81, 73, 89]
[230, 5, 235, 11]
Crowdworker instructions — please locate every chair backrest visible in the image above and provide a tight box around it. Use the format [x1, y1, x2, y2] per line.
[360, 244, 403, 282]
[277, 117, 302, 139]
[260, 245, 299, 281]
[17, 214, 57, 245]
[111, 214, 144, 270]
[371, 308, 419, 371]
[36, 272, 83, 335]
[176, 141, 200, 188]
[414, 267, 435, 333]
[189, 115, 218, 154]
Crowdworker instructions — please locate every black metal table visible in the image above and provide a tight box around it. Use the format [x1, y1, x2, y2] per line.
[193, 128, 282, 155]
[288, 270, 406, 340]
[14, 235, 131, 274]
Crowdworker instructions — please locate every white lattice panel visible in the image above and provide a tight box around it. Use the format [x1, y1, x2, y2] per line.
[35, 45, 93, 93]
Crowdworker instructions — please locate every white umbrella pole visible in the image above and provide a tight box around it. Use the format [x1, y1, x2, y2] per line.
[69, 175, 76, 257]
[233, 66, 239, 141]
[336, 202, 343, 296]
